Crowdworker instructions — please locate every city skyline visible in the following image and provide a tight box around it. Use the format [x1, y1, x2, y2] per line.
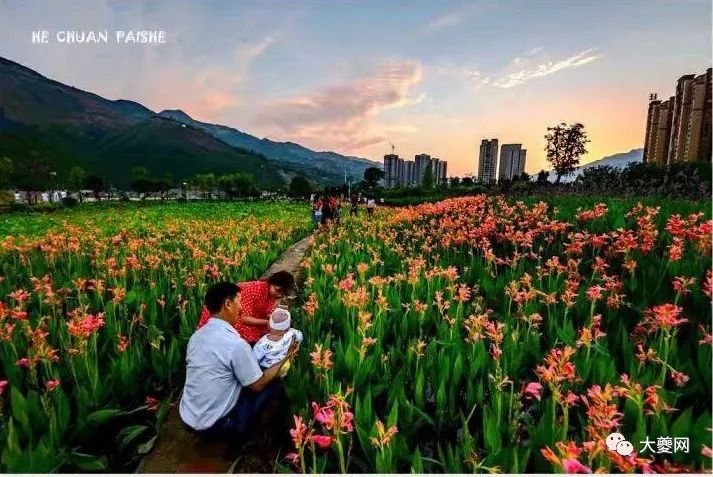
[1, 0, 711, 176]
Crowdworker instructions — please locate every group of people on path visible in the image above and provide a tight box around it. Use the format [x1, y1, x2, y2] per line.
[178, 193, 383, 447]
[311, 194, 378, 227]
[179, 271, 301, 442]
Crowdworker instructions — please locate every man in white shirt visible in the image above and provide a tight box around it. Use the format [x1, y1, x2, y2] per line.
[179, 282, 297, 439]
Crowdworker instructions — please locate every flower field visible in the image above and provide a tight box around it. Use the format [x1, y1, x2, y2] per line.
[287, 195, 712, 473]
[0, 202, 311, 472]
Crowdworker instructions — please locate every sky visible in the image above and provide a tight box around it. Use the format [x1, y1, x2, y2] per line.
[1, 0, 711, 176]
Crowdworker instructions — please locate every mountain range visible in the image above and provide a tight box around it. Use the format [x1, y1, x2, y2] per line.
[543, 148, 644, 183]
[0, 56, 378, 189]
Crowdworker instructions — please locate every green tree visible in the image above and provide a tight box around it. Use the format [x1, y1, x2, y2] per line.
[0, 156, 14, 188]
[13, 152, 51, 204]
[195, 173, 216, 199]
[364, 167, 385, 188]
[449, 176, 461, 187]
[67, 166, 88, 202]
[232, 172, 256, 198]
[156, 177, 173, 200]
[289, 176, 312, 198]
[85, 174, 105, 201]
[131, 167, 155, 198]
[422, 163, 434, 189]
[536, 170, 550, 184]
[544, 122, 589, 184]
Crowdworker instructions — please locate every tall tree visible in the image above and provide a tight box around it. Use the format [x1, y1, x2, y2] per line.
[363, 167, 385, 188]
[195, 173, 216, 199]
[131, 167, 155, 198]
[422, 163, 434, 189]
[67, 166, 87, 202]
[0, 157, 13, 188]
[536, 170, 550, 184]
[14, 152, 51, 204]
[85, 174, 105, 201]
[289, 176, 312, 198]
[544, 122, 589, 184]
[232, 172, 256, 198]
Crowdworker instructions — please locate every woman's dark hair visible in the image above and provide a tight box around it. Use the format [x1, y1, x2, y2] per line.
[267, 270, 296, 292]
[205, 282, 241, 313]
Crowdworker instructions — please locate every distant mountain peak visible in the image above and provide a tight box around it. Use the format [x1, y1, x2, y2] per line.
[540, 148, 644, 183]
[158, 109, 194, 122]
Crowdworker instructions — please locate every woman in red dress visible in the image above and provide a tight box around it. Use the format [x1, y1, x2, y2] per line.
[198, 271, 296, 344]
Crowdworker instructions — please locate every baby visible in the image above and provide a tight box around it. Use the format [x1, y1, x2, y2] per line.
[252, 307, 303, 377]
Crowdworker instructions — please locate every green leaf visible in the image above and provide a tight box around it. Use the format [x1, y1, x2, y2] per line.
[117, 424, 150, 449]
[136, 435, 158, 455]
[86, 408, 126, 426]
[10, 387, 30, 436]
[55, 391, 71, 434]
[411, 447, 424, 473]
[671, 408, 692, 439]
[415, 368, 425, 409]
[70, 452, 108, 471]
[483, 408, 502, 454]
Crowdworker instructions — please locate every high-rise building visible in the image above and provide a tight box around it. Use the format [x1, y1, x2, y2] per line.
[498, 144, 527, 180]
[433, 159, 447, 184]
[441, 161, 448, 183]
[414, 153, 431, 185]
[643, 68, 712, 165]
[432, 157, 441, 185]
[477, 139, 499, 183]
[385, 152, 448, 187]
[383, 154, 400, 188]
[405, 161, 415, 186]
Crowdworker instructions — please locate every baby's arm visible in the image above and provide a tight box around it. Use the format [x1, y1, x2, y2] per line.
[292, 329, 304, 344]
[252, 341, 266, 364]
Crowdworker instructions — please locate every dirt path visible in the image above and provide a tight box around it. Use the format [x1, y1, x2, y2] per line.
[137, 232, 314, 473]
[260, 234, 313, 285]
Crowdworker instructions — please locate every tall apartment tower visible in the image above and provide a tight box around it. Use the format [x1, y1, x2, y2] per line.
[414, 153, 431, 185]
[405, 161, 415, 186]
[498, 144, 527, 180]
[383, 154, 400, 188]
[643, 68, 712, 165]
[477, 139, 499, 183]
[435, 160, 448, 184]
[432, 158, 442, 185]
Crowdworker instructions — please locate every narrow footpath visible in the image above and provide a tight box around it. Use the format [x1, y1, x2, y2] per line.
[137, 233, 314, 473]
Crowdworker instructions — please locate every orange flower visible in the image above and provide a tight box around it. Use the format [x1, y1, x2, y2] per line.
[370, 419, 398, 449]
[309, 344, 333, 375]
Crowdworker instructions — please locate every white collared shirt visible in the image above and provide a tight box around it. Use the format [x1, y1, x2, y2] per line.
[179, 318, 263, 430]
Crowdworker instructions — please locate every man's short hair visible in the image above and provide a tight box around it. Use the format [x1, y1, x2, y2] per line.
[267, 270, 296, 292]
[205, 282, 241, 314]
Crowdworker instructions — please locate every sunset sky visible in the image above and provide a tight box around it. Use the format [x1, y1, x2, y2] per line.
[1, 0, 711, 176]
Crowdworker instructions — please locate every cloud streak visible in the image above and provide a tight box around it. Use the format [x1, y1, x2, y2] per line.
[424, 4, 481, 33]
[444, 48, 601, 91]
[493, 48, 601, 88]
[254, 61, 423, 151]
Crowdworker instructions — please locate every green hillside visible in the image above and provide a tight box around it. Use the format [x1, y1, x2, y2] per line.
[0, 119, 287, 188]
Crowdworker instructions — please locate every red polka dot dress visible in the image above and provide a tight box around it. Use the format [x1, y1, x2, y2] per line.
[198, 280, 276, 344]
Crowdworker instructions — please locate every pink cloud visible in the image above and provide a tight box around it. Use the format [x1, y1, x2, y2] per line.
[254, 60, 422, 151]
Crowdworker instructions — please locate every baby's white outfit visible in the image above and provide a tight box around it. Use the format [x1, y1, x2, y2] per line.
[253, 328, 304, 368]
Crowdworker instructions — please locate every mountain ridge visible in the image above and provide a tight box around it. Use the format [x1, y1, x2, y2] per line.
[0, 55, 377, 187]
[542, 148, 644, 183]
